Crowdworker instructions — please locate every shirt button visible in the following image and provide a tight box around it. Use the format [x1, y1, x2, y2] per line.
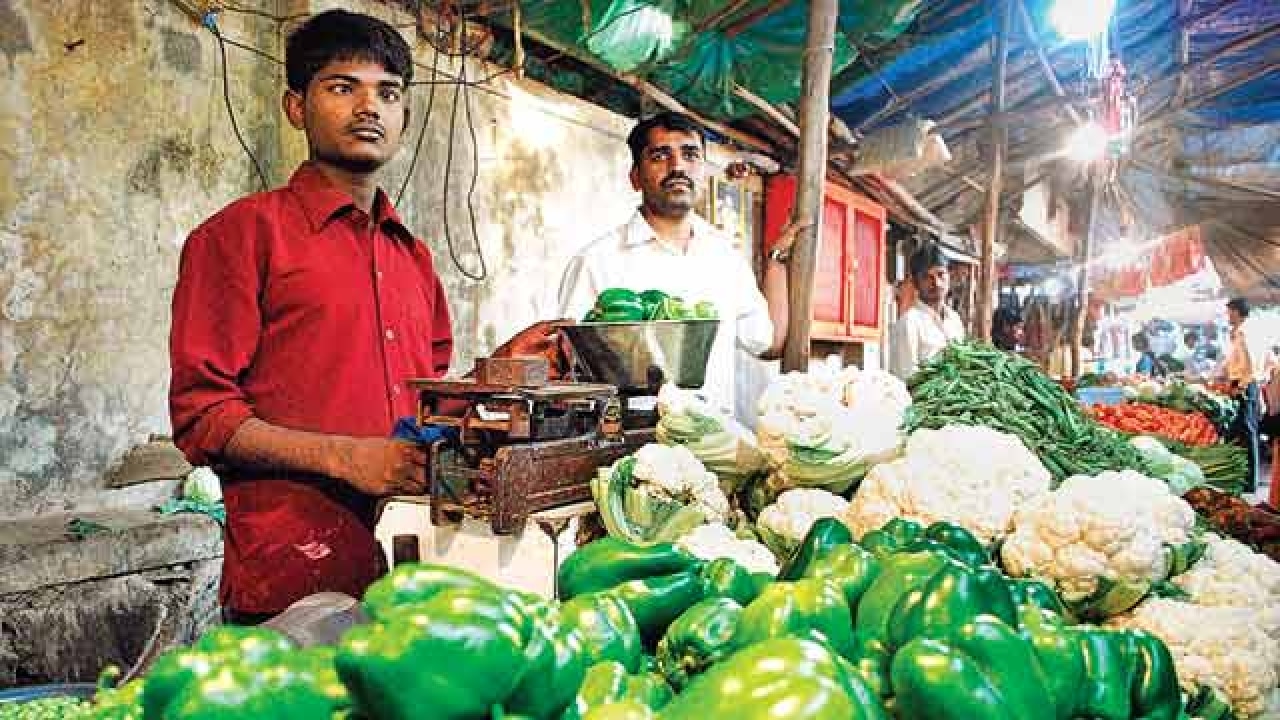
[385, 328, 396, 341]
[392, 385, 402, 395]
[376, 270, 384, 279]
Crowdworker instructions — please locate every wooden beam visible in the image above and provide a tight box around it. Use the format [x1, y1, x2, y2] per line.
[1141, 21, 1280, 97]
[723, 0, 790, 39]
[733, 85, 801, 137]
[977, 0, 1013, 343]
[1014, 0, 1081, 125]
[695, 0, 753, 33]
[1070, 177, 1101, 379]
[624, 75, 776, 153]
[782, 0, 838, 373]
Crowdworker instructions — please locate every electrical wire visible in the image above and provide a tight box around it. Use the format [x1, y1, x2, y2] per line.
[396, 31, 442, 208]
[440, 25, 489, 282]
[209, 17, 270, 192]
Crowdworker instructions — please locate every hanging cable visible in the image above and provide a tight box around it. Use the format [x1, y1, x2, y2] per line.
[206, 13, 270, 192]
[440, 29, 489, 282]
[396, 36, 443, 208]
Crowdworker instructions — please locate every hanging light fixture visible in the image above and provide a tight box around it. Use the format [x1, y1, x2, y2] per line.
[1051, 0, 1117, 41]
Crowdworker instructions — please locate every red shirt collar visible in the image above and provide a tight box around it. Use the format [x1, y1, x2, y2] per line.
[286, 162, 412, 242]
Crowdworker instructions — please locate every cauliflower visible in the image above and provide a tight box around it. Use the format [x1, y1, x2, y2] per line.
[1173, 533, 1280, 642]
[678, 523, 779, 576]
[757, 488, 850, 559]
[754, 362, 909, 496]
[591, 444, 732, 544]
[1109, 598, 1280, 719]
[1000, 470, 1199, 613]
[656, 384, 766, 495]
[840, 425, 1051, 543]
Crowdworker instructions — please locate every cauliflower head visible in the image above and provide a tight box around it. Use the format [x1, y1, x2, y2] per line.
[757, 488, 850, 558]
[840, 425, 1051, 543]
[678, 523, 779, 576]
[1001, 470, 1198, 603]
[1173, 533, 1280, 642]
[1109, 598, 1280, 719]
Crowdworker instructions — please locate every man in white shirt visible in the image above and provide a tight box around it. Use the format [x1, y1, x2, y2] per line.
[1221, 297, 1267, 492]
[889, 245, 966, 380]
[558, 112, 789, 419]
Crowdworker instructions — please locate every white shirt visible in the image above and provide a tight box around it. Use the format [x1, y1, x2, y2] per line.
[558, 210, 773, 417]
[889, 300, 965, 380]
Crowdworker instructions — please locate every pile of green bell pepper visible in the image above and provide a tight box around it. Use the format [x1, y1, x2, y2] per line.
[69, 515, 1198, 720]
[582, 288, 717, 323]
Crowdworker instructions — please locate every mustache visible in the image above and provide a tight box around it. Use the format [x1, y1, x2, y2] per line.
[661, 173, 693, 189]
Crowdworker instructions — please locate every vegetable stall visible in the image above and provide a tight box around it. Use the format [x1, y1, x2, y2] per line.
[14, 339, 1280, 720]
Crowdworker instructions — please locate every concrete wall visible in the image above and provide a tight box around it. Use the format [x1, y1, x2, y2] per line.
[0, 0, 640, 521]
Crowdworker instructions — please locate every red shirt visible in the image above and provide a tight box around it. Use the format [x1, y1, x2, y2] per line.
[170, 163, 453, 614]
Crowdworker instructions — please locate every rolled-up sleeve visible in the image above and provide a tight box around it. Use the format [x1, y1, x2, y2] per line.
[168, 216, 262, 466]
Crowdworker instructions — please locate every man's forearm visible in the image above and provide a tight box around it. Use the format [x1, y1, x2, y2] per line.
[760, 259, 789, 360]
[223, 417, 353, 481]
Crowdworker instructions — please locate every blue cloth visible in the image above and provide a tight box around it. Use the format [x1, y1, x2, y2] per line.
[392, 417, 457, 445]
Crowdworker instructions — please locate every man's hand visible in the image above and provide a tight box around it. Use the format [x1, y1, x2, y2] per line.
[333, 437, 428, 496]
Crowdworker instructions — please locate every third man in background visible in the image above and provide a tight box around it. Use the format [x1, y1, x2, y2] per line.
[889, 245, 965, 380]
[1221, 297, 1267, 493]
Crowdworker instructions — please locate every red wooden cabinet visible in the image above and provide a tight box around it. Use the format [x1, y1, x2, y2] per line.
[764, 175, 887, 343]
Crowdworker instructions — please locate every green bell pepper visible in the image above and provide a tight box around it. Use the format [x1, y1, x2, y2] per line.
[604, 571, 709, 648]
[690, 301, 717, 320]
[887, 559, 1018, 650]
[655, 597, 743, 691]
[561, 592, 645, 673]
[845, 631, 892, 700]
[1008, 577, 1070, 617]
[141, 626, 295, 720]
[506, 599, 588, 720]
[362, 562, 497, 619]
[559, 539, 700, 601]
[891, 616, 1057, 720]
[731, 577, 857, 661]
[590, 288, 646, 323]
[159, 646, 350, 720]
[858, 517, 924, 558]
[697, 557, 760, 606]
[778, 517, 853, 581]
[562, 661, 672, 720]
[336, 586, 534, 720]
[853, 548, 950, 645]
[920, 521, 990, 567]
[1073, 626, 1182, 720]
[796, 542, 881, 611]
[1015, 605, 1085, 720]
[659, 637, 887, 720]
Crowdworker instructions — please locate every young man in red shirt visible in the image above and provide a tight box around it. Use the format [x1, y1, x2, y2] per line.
[169, 9, 452, 623]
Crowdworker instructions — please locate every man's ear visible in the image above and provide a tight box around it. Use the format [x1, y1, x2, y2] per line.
[282, 89, 306, 130]
[629, 166, 641, 192]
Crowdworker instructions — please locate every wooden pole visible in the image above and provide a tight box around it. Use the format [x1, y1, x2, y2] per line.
[781, 0, 838, 372]
[1071, 177, 1101, 378]
[977, 0, 1013, 343]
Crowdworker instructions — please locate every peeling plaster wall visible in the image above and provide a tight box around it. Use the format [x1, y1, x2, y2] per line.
[0, 0, 640, 521]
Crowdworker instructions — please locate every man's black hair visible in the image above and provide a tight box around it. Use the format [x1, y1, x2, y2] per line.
[285, 9, 413, 93]
[909, 244, 949, 280]
[1227, 296, 1251, 318]
[626, 112, 706, 167]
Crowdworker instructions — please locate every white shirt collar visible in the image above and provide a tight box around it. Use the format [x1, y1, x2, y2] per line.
[621, 208, 718, 253]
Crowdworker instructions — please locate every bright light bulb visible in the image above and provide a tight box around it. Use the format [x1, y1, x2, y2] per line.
[1051, 0, 1116, 41]
[1067, 122, 1108, 162]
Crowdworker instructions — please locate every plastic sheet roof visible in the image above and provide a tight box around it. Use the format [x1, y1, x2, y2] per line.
[463, 0, 1279, 299]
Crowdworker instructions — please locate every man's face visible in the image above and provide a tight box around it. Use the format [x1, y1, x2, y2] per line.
[284, 59, 407, 174]
[916, 265, 950, 305]
[630, 127, 706, 218]
[1227, 307, 1242, 327]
